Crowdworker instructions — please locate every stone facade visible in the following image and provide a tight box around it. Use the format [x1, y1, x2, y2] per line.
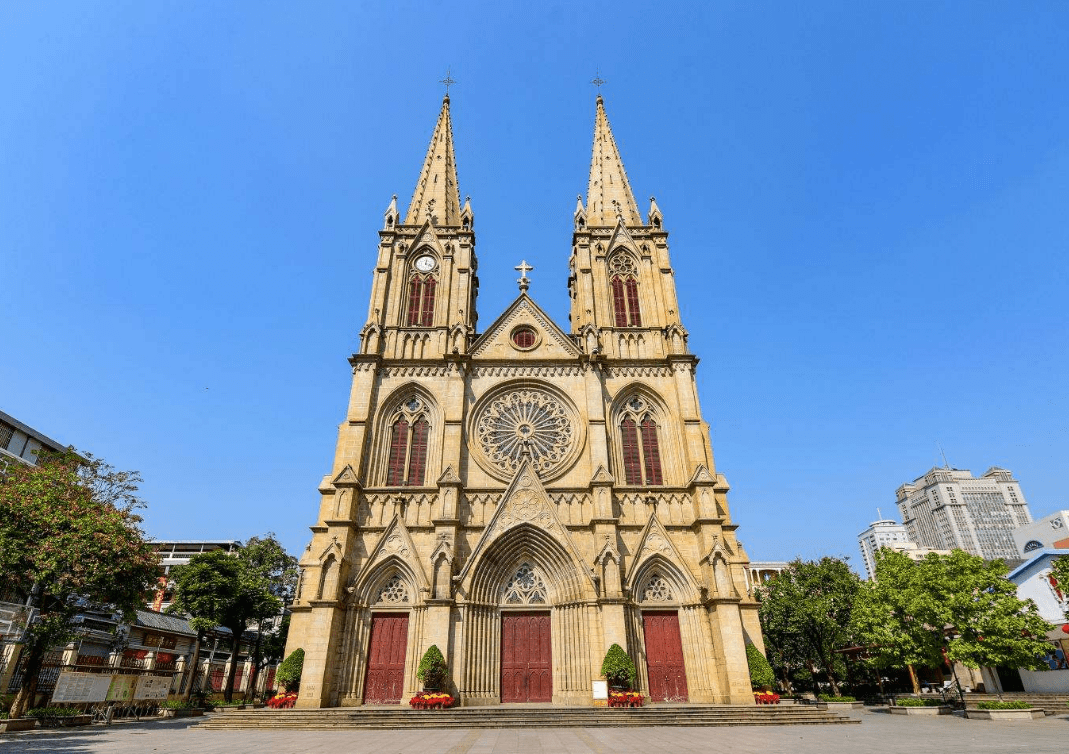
[284, 95, 760, 708]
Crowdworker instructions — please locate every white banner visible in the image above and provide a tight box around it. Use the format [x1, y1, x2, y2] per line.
[51, 671, 113, 703]
[134, 675, 172, 700]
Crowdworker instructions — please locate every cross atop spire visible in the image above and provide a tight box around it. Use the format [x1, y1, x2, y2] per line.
[514, 260, 534, 292]
[586, 96, 641, 227]
[591, 70, 606, 94]
[439, 67, 456, 97]
[404, 96, 462, 226]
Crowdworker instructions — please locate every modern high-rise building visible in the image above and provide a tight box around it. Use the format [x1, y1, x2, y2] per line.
[857, 517, 913, 580]
[895, 466, 1032, 562]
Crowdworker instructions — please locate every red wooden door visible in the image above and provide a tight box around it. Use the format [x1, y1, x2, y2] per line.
[363, 614, 409, 704]
[501, 612, 552, 702]
[643, 611, 688, 702]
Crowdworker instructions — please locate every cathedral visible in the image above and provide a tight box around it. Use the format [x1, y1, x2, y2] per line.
[285, 93, 762, 708]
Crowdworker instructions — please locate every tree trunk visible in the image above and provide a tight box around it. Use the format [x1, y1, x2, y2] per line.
[806, 660, 820, 697]
[815, 647, 840, 697]
[223, 630, 244, 703]
[246, 621, 264, 702]
[907, 663, 920, 694]
[8, 644, 45, 719]
[780, 667, 793, 695]
[182, 631, 204, 702]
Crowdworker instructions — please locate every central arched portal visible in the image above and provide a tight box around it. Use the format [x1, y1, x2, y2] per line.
[499, 562, 552, 702]
[500, 611, 551, 702]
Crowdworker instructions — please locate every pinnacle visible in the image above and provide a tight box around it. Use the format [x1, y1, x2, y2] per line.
[403, 97, 462, 226]
[585, 96, 642, 227]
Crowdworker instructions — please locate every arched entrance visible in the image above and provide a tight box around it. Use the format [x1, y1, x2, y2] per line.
[499, 563, 552, 702]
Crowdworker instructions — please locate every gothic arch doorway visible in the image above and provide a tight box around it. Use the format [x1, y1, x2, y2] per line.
[499, 563, 552, 703]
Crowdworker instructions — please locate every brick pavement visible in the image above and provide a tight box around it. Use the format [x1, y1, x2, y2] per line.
[0, 708, 1066, 754]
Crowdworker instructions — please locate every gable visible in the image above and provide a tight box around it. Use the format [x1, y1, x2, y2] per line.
[469, 294, 582, 360]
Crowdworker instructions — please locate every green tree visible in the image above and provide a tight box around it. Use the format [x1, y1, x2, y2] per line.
[238, 535, 298, 699]
[276, 647, 304, 691]
[1050, 555, 1069, 622]
[757, 557, 860, 697]
[0, 452, 159, 718]
[169, 546, 282, 702]
[745, 642, 776, 690]
[600, 643, 637, 689]
[416, 645, 449, 689]
[853, 549, 1052, 694]
[852, 549, 941, 693]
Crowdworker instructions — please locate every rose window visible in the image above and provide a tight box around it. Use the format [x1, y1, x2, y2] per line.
[641, 573, 673, 602]
[473, 387, 576, 478]
[376, 574, 409, 604]
[502, 563, 547, 605]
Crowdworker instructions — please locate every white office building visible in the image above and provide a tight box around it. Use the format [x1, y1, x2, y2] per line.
[895, 466, 1032, 562]
[857, 518, 913, 580]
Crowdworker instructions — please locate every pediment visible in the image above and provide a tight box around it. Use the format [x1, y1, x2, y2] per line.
[469, 294, 581, 360]
[355, 515, 429, 593]
[606, 221, 641, 256]
[332, 465, 361, 488]
[687, 465, 716, 487]
[591, 465, 615, 485]
[410, 221, 445, 255]
[625, 513, 702, 594]
[456, 458, 590, 586]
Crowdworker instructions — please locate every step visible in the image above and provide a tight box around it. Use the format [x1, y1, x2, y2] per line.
[200, 705, 858, 729]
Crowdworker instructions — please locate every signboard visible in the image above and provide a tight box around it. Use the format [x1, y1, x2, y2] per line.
[51, 671, 112, 703]
[134, 675, 172, 700]
[106, 674, 136, 702]
[591, 679, 608, 707]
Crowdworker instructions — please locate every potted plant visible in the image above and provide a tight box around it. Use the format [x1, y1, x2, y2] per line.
[0, 711, 37, 732]
[416, 645, 448, 692]
[276, 648, 304, 695]
[601, 644, 637, 694]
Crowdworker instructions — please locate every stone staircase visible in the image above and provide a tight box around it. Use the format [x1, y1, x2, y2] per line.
[963, 693, 1069, 716]
[199, 704, 859, 729]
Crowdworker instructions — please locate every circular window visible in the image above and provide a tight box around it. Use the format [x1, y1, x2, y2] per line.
[1023, 540, 1044, 552]
[511, 326, 537, 350]
[469, 384, 583, 481]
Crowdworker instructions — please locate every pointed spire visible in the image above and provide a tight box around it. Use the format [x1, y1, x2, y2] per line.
[404, 96, 462, 226]
[586, 96, 642, 227]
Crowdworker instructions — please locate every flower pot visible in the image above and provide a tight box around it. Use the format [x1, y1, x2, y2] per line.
[0, 718, 37, 732]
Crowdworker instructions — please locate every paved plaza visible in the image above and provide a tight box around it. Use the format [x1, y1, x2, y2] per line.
[1, 708, 1066, 754]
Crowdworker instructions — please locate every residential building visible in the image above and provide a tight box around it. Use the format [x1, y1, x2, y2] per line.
[1012, 510, 1069, 557]
[148, 540, 241, 611]
[286, 94, 760, 708]
[857, 517, 913, 580]
[895, 466, 1032, 562]
[0, 408, 69, 473]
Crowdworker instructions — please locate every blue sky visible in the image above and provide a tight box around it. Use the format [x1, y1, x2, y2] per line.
[2, 1, 1067, 567]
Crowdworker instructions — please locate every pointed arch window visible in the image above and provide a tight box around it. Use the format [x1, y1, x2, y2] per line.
[609, 253, 641, 327]
[385, 397, 431, 486]
[407, 274, 436, 326]
[502, 563, 548, 605]
[618, 396, 664, 486]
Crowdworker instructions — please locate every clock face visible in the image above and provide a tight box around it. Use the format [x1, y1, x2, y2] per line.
[414, 255, 435, 272]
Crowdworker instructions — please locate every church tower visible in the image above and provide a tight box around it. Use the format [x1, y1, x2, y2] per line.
[285, 94, 760, 709]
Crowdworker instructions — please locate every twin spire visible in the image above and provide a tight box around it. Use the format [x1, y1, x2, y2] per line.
[400, 93, 647, 230]
[404, 96, 463, 227]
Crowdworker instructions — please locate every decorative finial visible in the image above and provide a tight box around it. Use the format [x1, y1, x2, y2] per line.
[440, 67, 456, 97]
[514, 259, 534, 293]
[591, 70, 606, 96]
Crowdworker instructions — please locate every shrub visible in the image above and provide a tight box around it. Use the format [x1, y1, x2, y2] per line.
[159, 700, 198, 710]
[600, 644, 637, 690]
[745, 643, 775, 690]
[0, 712, 8, 720]
[276, 648, 305, 691]
[818, 695, 857, 703]
[26, 707, 79, 718]
[896, 698, 943, 707]
[976, 700, 1031, 710]
[416, 645, 448, 688]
